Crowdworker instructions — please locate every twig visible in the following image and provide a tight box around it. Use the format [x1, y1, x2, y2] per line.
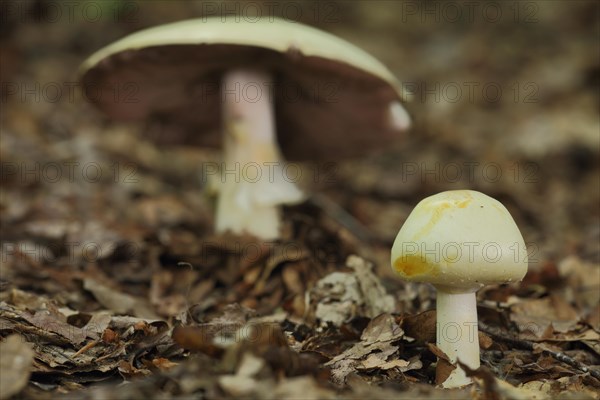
[479, 321, 600, 380]
[308, 193, 373, 243]
[73, 339, 100, 357]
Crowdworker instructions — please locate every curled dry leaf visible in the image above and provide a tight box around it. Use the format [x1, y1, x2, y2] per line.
[310, 255, 395, 327]
[346, 255, 395, 317]
[325, 314, 419, 385]
[313, 272, 362, 326]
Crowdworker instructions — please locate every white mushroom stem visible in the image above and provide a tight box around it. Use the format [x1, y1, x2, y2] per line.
[214, 69, 304, 239]
[435, 286, 480, 388]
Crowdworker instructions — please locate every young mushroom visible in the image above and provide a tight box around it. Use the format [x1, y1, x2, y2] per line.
[390, 190, 528, 388]
[79, 17, 410, 239]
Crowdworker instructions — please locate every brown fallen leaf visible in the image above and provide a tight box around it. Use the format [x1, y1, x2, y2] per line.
[150, 357, 178, 371]
[427, 343, 456, 387]
[252, 243, 310, 295]
[461, 360, 554, 400]
[135, 195, 194, 227]
[173, 304, 257, 356]
[109, 316, 166, 331]
[150, 269, 190, 317]
[210, 303, 256, 327]
[360, 313, 405, 343]
[262, 347, 323, 377]
[118, 360, 152, 379]
[83, 278, 158, 319]
[81, 312, 112, 336]
[101, 328, 118, 344]
[21, 310, 90, 346]
[402, 309, 436, 345]
[558, 256, 600, 310]
[281, 264, 305, 295]
[510, 296, 585, 339]
[358, 354, 422, 372]
[480, 321, 600, 380]
[0, 335, 34, 399]
[172, 325, 224, 357]
[325, 314, 417, 384]
[66, 221, 124, 262]
[9, 288, 57, 311]
[586, 304, 600, 332]
[479, 331, 494, 350]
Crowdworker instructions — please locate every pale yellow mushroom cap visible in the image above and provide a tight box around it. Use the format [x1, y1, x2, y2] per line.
[391, 190, 528, 292]
[79, 18, 406, 96]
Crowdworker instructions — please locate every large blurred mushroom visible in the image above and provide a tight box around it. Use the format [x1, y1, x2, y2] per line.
[80, 17, 410, 239]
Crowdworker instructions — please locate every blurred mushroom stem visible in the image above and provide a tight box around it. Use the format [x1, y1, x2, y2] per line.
[214, 69, 304, 239]
[435, 288, 480, 388]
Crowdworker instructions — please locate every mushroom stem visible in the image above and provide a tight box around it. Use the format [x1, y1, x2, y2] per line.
[215, 69, 304, 239]
[434, 287, 480, 388]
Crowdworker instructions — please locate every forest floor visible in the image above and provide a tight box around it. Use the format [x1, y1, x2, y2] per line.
[1, 1, 599, 399]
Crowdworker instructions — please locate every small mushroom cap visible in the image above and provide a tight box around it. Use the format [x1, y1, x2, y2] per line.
[391, 190, 528, 292]
[79, 17, 410, 161]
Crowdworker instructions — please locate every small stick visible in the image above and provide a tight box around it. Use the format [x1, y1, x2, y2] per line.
[73, 339, 100, 357]
[479, 321, 600, 381]
[308, 193, 373, 243]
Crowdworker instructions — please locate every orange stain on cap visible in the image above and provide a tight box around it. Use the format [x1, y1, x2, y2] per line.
[413, 196, 473, 240]
[456, 198, 471, 208]
[394, 255, 437, 277]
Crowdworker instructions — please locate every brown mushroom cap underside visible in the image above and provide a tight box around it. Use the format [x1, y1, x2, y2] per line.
[82, 44, 405, 161]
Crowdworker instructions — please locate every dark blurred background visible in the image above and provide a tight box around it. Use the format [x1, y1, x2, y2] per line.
[1, 0, 599, 277]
